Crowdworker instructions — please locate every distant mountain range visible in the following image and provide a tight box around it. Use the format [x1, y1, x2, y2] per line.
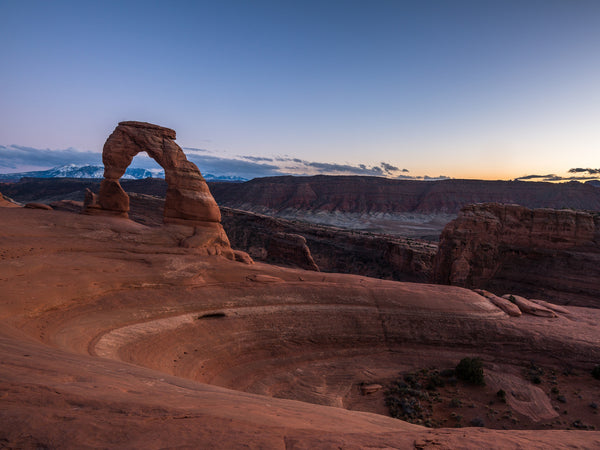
[0, 164, 247, 182]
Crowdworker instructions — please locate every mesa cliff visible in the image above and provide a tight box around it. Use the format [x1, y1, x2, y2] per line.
[433, 203, 600, 307]
[209, 175, 600, 214]
[220, 207, 435, 281]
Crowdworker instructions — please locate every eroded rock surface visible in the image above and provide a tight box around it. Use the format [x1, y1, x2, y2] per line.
[434, 203, 600, 307]
[1, 207, 600, 447]
[0, 192, 20, 207]
[81, 121, 233, 257]
[220, 207, 436, 281]
[267, 232, 319, 271]
[85, 121, 221, 227]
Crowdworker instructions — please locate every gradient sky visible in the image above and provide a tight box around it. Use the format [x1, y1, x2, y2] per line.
[1, 0, 599, 180]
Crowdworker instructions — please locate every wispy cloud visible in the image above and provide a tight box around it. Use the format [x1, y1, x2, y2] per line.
[0, 144, 441, 180]
[0, 145, 101, 171]
[182, 147, 211, 154]
[270, 157, 411, 177]
[185, 154, 284, 179]
[515, 171, 600, 182]
[239, 155, 275, 163]
[569, 167, 600, 175]
[514, 174, 557, 181]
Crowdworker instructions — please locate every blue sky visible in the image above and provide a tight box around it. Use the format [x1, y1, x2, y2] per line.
[1, 0, 599, 180]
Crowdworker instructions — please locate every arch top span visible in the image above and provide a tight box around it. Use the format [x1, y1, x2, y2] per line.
[85, 121, 221, 226]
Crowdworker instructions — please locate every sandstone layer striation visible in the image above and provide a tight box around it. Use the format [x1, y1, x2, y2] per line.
[209, 176, 600, 214]
[220, 207, 435, 281]
[434, 203, 600, 307]
[80, 121, 233, 257]
[1, 204, 600, 447]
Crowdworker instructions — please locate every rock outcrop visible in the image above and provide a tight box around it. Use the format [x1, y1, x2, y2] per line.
[103, 192, 432, 279]
[209, 176, 600, 215]
[266, 232, 319, 271]
[501, 294, 557, 318]
[0, 192, 20, 208]
[85, 121, 221, 227]
[82, 121, 232, 257]
[24, 202, 53, 210]
[220, 207, 435, 282]
[3, 201, 600, 447]
[434, 203, 600, 307]
[474, 289, 522, 317]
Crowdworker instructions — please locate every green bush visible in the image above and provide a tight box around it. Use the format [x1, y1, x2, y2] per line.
[455, 357, 485, 386]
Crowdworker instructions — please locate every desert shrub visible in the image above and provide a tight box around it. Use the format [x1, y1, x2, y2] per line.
[591, 365, 600, 380]
[385, 370, 442, 426]
[426, 373, 445, 390]
[455, 357, 485, 386]
[440, 368, 456, 378]
[450, 412, 463, 427]
[496, 389, 506, 403]
[527, 361, 544, 384]
[449, 398, 462, 408]
[470, 417, 485, 427]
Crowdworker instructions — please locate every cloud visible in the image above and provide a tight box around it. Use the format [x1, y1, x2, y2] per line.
[182, 147, 211, 154]
[423, 175, 450, 181]
[0, 144, 415, 180]
[185, 154, 283, 179]
[514, 174, 557, 181]
[381, 162, 399, 173]
[270, 157, 410, 177]
[239, 155, 274, 162]
[569, 167, 600, 175]
[515, 172, 600, 183]
[0, 145, 102, 170]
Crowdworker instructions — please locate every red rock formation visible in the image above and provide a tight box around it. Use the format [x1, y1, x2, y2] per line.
[501, 294, 557, 318]
[0, 192, 20, 208]
[266, 232, 319, 271]
[81, 121, 233, 257]
[85, 121, 221, 227]
[209, 176, 600, 215]
[2, 207, 600, 447]
[474, 289, 522, 317]
[219, 207, 435, 282]
[434, 203, 600, 307]
[24, 202, 53, 210]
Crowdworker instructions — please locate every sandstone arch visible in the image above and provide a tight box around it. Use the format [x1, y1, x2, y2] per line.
[86, 121, 221, 227]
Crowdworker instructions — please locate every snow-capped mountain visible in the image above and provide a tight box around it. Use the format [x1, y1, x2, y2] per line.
[0, 164, 162, 180]
[0, 165, 247, 182]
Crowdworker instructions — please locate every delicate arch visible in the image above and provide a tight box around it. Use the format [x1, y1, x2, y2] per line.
[87, 121, 221, 226]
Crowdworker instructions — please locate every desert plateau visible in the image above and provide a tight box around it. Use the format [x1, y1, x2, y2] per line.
[1, 121, 599, 449]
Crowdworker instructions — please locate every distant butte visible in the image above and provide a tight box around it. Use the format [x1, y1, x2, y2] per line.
[434, 203, 600, 307]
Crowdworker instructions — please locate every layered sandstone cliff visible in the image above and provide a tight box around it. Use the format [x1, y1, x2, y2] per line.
[104, 192, 436, 281]
[219, 207, 436, 281]
[433, 203, 600, 307]
[209, 176, 600, 215]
